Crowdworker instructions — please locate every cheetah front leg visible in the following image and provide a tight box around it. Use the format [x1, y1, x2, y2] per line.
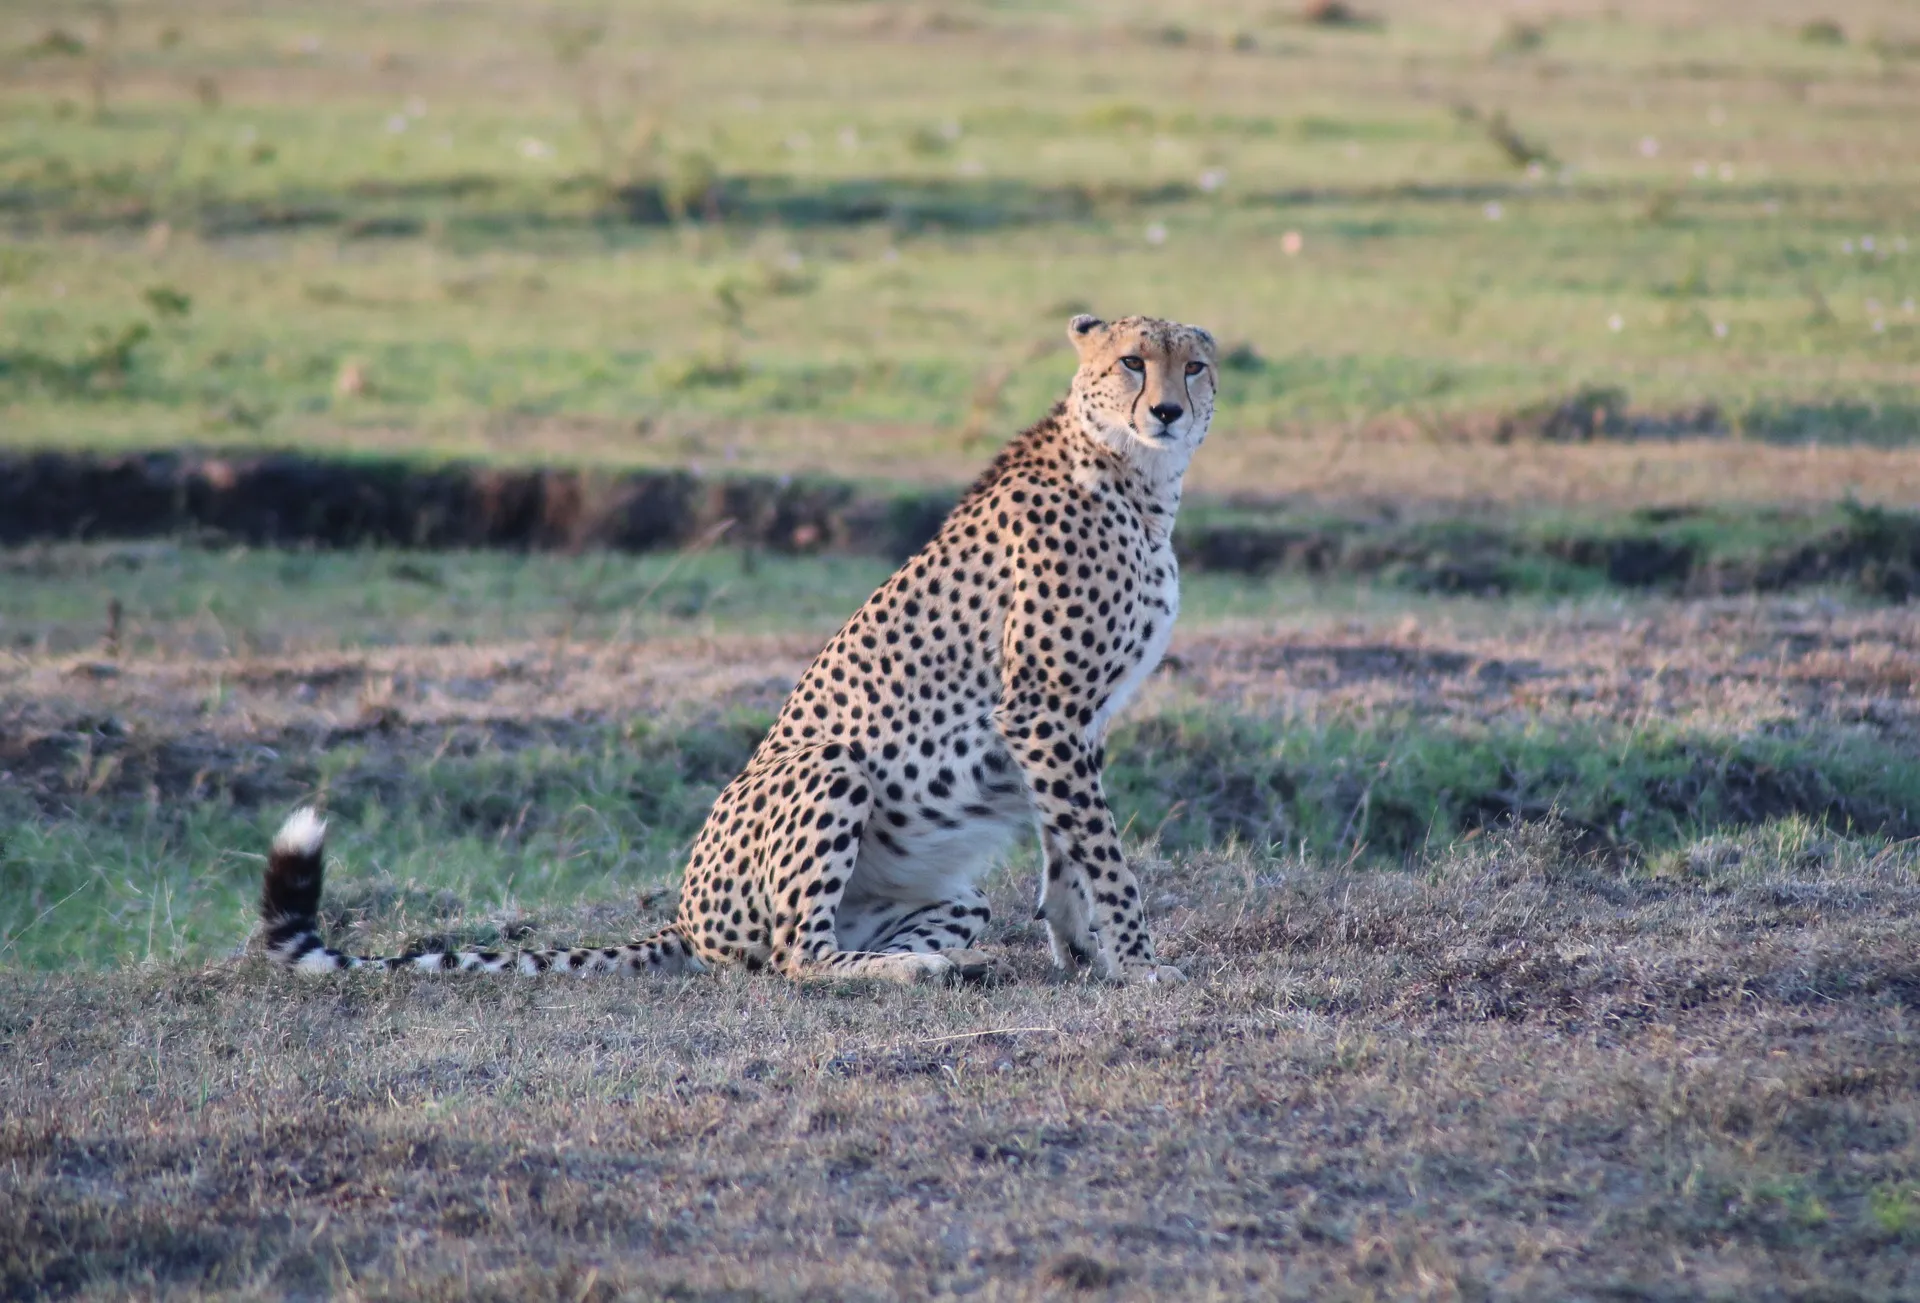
[996, 712, 1184, 985]
[1035, 856, 1098, 972]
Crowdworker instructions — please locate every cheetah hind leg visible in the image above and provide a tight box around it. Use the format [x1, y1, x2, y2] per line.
[745, 746, 975, 986]
[859, 888, 997, 983]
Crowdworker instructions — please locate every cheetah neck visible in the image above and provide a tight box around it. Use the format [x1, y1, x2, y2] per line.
[1069, 413, 1191, 543]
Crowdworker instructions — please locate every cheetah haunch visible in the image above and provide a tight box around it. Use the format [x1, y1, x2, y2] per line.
[261, 314, 1216, 985]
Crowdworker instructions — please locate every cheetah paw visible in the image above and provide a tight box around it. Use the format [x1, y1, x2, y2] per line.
[887, 953, 957, 984]
[938, 949, 998, 984]
[1116, 963, 1187, 985]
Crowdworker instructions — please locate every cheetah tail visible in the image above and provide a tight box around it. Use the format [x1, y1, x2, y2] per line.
[259, 808, 707, 977]
[260, 807, 340, 970]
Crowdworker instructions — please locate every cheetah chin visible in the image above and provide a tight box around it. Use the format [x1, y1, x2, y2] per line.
[257, 313, 1215, 986]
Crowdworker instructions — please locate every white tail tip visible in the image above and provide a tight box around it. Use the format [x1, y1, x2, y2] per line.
[272, 807, 328, 856]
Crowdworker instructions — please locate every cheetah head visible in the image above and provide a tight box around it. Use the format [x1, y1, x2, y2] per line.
[1065, 313, 1218, 463]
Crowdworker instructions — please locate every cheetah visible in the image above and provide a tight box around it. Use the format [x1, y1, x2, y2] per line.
[261, 313, 1216, 985]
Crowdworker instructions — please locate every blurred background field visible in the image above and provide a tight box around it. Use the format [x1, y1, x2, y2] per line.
[1, 0, 1917, 494]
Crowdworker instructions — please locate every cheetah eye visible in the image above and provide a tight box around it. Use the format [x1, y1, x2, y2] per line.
[1184, 361, 1206, 377]
[1119, 356, 1145, 374]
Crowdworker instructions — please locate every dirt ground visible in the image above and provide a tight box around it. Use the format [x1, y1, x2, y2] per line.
[8, 594, 1917, 784]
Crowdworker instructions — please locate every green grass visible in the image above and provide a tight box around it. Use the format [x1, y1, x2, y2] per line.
[0, 544, 903, 656]
[0, 713, 769, 970]
[1108, 709, 1920, 857]
[6, 538, 1917, 971]
[0, 540, 1536, 657]
[9, 695, 1918, 971]
[1178, 497, 1920, 598]
[6, 496, 1918, 671]
[2, 0, 1917, 470]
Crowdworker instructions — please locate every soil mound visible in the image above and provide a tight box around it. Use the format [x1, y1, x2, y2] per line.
[3, 450, 1915, 599]
[0, 450, 951, 560]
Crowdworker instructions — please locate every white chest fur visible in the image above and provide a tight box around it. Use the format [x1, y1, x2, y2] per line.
[1087, 536, 1179, 745]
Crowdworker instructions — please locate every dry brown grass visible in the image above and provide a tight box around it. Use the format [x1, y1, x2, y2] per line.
[5, 822, 1919, 1300]
[11, 596, 1915, 750]
[1196, 427, 1920, 513]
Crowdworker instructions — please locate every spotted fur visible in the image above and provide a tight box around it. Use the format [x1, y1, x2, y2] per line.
[260, 314, 1216, 985]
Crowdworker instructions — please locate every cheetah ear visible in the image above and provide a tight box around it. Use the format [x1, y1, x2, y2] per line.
[1189, 325, 1217, 353]
[1067, 314, 1106, 357]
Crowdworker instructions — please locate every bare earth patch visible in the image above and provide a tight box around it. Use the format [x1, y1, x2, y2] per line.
[6, 596, 1914, 782]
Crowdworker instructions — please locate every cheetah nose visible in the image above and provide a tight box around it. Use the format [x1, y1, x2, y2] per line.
[1148, 402, 1184, 426]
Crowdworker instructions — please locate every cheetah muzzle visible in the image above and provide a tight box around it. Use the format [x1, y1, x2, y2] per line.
[259, 313, 1217, 986]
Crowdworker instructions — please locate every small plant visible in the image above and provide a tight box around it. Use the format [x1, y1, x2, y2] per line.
[1642, 189, 1681, 224]
[1485, 110, 1553, 168]
[757, 254, 815, 298]
[1, 322, 145, 395]
[662, 151, 721, 222]
[81, 321, 150, 387]
[1799, 18, 1845, 46]
[1302, 1, 1372, 28]
[544, 14, 606, 66]
[1080, 102, 1156, 132]
[907, 122, 960, 156]
[1655, 257, 1709, 300]
[1799, 276, 1835, 325]
[1869, 1184, 1919, 1239]
[23, 28, 87, 58]
[656, 352, 747, 391]
[545, 14, 670, 209]
[1219, 341, 1267, 373]
[142, 285, 191, 318]
[84, 1, 121, 120]
[1435, 286, 1477, 336]
[1495, 18, 1547, 54]
[1498, 385, 1630, 442]
[1869, 33, 1920, 62]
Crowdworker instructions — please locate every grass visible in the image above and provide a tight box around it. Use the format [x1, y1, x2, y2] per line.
[11, 697, 1918, 973]
[1180, 496, 1920, 599]
[9, 539, 1675, 660]
[0, 544, 905, 657]
[5, 821, 1920, 1298]
[5, 551, 1919, 1302]
[5, 544, 1917, 971]
[1, 0, 1918, 502]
